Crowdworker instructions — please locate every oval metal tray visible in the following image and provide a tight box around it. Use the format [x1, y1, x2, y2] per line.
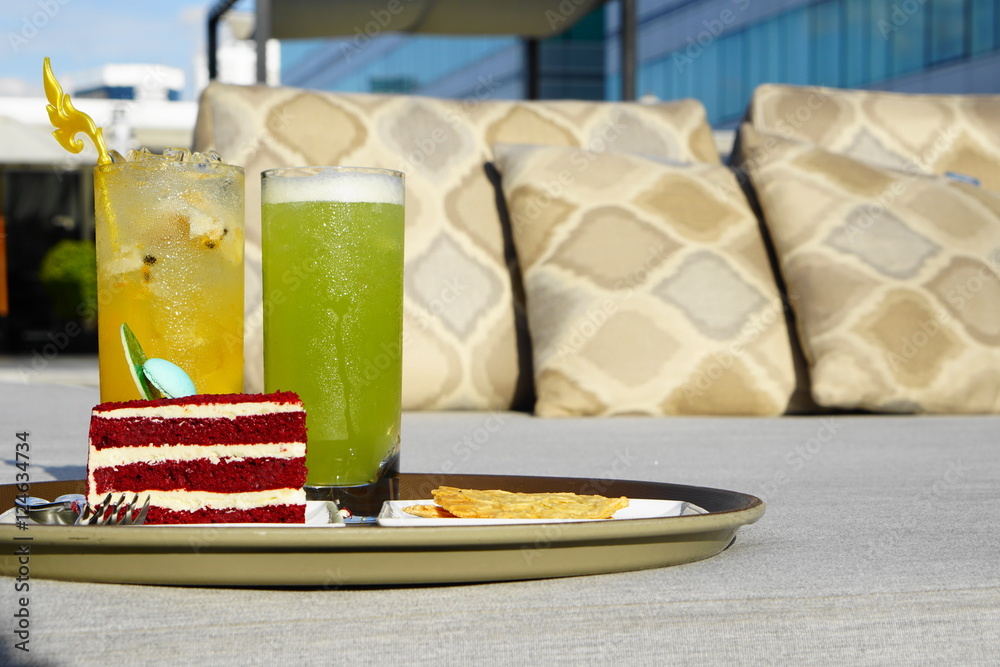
[0, 474, 764, 586]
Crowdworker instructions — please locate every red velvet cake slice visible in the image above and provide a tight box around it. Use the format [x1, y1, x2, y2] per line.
[87, 391, 307, 524]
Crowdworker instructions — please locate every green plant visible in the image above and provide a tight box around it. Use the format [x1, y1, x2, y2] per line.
[39, 239, 98, 326]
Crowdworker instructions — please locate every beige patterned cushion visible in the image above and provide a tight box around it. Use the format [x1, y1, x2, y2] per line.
[740, 124, 1000, 413]
[744, 83, 1000, 190]
[193, 83, 719, 409]
[491, 143, 796, 416]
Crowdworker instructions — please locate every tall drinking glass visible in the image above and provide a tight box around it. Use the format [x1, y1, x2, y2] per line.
[94, 157, 245, 402]
[261, 166, 404, 516]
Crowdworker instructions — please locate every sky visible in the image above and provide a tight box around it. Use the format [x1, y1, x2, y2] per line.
[1, 1, 223, 100]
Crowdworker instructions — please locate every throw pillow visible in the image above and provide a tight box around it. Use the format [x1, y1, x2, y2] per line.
[740, 124, 1000, 413]
[491, 143, 797, 416]
[745, 83, 1000, 191]
[194, 83, 719, 409]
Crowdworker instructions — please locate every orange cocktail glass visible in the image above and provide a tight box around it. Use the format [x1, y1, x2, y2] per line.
[42, 58, 244, 400]
[94, 156, 245, 401]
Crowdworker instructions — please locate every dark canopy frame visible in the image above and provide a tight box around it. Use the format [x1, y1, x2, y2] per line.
[207, 0, 637, 100]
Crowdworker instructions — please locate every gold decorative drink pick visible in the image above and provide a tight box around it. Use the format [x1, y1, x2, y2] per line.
[43, 57, 111, 165]
[44, 57, 119, 249]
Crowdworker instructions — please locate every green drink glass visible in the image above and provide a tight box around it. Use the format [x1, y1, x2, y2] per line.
[261, 166, 404, 517]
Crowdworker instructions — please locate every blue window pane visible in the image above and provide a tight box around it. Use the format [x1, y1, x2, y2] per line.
[606, 73, 621, 101]
[669, 41, 696, 102]
[676, 57, 695, 101]
[930, 0, 967, 64]
[784, 9, 809, 85]
[719, 32, 747, 121]
[733, 18, 787, 88]
[746, 21, 766, 89]
[810, 0, 843, 87]
[660, 59, 673, 100]
[645, 59, 660, 100]
[869, 0, 891, 82]
[333, 35, 519, 95]
[638, 61, 654, 97]
[658, 59, 671, 99]
[845, 0, 870, 86]
[696, 42, 721, 123]
[890, 1, 926, 76]
[971, 0, 997, 55]
[763, 18, 785, 81]
[668, 59, 681, 101]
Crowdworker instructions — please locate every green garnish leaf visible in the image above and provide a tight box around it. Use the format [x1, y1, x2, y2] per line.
[120, 323, 159, 400]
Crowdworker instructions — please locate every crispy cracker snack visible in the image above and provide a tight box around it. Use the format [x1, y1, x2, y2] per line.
[403, 504, 458, 519]
[431, 486, 628, 520]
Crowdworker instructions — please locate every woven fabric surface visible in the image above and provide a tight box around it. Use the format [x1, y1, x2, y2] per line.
[1, 382, 997, 665]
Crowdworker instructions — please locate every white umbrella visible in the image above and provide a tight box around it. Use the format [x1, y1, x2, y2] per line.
[263, 0, 606, 39]
[207, 0, 637, 98]
[0, 114, 96, 166]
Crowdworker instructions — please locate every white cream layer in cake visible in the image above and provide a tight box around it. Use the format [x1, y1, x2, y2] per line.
[87, 442, 306, 468]
[118, 488, 306, 512]
[92, 400, 303, 419]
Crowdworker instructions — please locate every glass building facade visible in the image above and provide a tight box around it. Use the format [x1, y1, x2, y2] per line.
[617, 0, 1000, 125]
[280, 0, 1000, 126]
[283, 35, 519, 96]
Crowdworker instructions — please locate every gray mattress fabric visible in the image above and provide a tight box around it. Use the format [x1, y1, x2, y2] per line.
[1, 382, 997, 665]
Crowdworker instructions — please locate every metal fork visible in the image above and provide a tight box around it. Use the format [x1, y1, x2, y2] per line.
[76, 493, 151, 526]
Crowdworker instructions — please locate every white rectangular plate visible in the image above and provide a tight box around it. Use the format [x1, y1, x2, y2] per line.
[377, 498, 707, 526]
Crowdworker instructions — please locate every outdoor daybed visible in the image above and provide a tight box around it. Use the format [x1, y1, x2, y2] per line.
[0, 83, 996, 665]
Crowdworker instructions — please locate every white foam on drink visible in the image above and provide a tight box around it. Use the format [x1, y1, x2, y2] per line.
[263, 169, 403, 205]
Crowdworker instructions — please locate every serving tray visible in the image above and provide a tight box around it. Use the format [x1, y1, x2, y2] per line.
[0, 474, 764, 586]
